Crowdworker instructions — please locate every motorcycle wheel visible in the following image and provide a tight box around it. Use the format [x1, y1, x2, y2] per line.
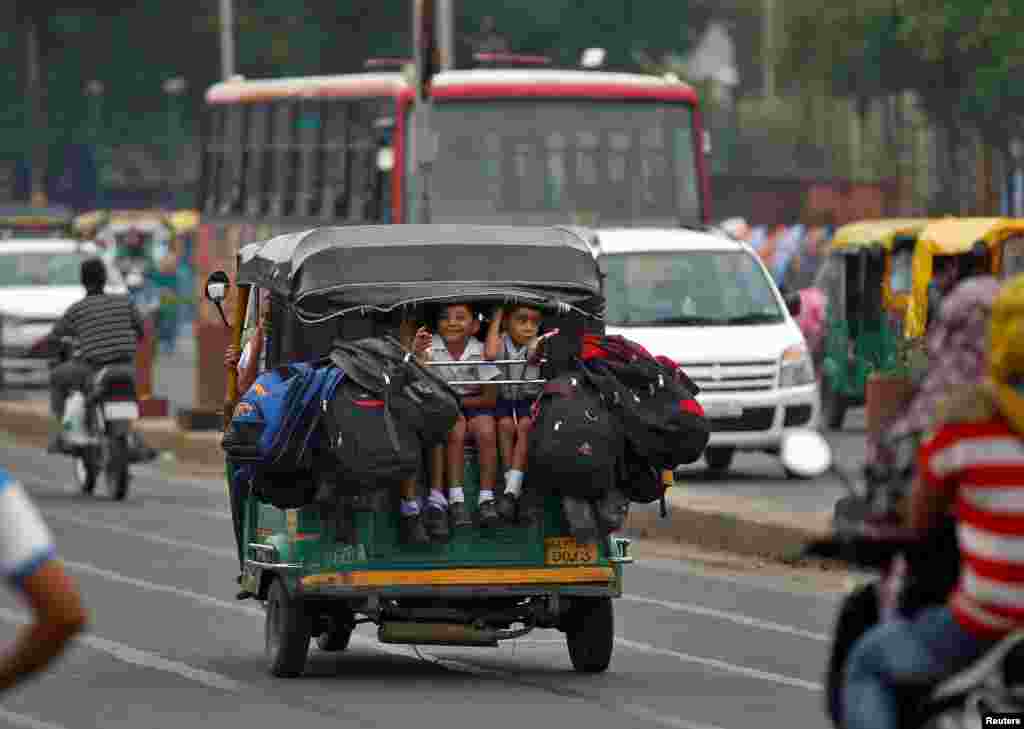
[74, 451, 98, 495]
[103, 437, 131, 501]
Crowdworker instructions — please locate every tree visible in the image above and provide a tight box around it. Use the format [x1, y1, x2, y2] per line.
[12, 1, 136, 204]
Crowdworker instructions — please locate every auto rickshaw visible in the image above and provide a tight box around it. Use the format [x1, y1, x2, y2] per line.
[0, 204, 74, 239]
[903, 217, 1024, 339]
[815, 219, 930, 429]
[205, 224, 633, 678]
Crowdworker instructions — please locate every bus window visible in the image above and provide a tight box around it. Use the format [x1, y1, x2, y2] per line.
[219, 106, 245, 214]
[245, 105, 271, 215]
[320, 101, 350, 221]
[671, 109, 700, 223]
[270, 102, 297, 217]
[203, 107, 225, 215]
[348, 100, 380, 222]
[295, 101, 322, 217]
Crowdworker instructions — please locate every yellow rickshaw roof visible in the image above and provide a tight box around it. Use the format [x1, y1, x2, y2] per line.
[917, 217, 1024, 255]
[73, 209, 199, 236]
[829, 218, 931, 251]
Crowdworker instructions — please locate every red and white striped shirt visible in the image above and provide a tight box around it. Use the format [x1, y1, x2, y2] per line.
[920, 417, 1024, 640]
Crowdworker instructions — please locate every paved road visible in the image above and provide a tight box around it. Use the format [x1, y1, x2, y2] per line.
[675, 409, 871, 516]
[0, 439, 840, 729]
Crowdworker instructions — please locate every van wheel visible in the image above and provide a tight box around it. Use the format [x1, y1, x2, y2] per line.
[265, 578, 311, 677]
[704, 447, 735, 474]
[565, 597, 614, 673]
[820, 376, 847, 430]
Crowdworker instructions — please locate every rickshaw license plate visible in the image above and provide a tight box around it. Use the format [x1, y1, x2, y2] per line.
[544, 537, 598, 566]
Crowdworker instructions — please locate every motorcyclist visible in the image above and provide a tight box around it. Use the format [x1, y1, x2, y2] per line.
[826, 275, 1001, 727]
[45, 257, 154, 460]
[841, 272, 1024, 729]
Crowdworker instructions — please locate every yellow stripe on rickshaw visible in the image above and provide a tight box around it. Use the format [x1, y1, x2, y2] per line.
[301, 566, 615, 588]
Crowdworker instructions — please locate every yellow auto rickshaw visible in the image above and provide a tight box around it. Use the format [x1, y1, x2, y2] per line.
[815, 219, 930, 429]
[903, 217, 1024, 339]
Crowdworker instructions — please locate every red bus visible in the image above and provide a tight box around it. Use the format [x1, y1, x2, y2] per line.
[199, 65, 710, 238]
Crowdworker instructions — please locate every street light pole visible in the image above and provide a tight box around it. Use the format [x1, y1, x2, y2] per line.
[219, 0, 236, 80]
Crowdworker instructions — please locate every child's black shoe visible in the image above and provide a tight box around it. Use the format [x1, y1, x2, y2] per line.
[496, 492, 518, 523]
[401, 512, 431, 545]
[449, 501, 472, 530]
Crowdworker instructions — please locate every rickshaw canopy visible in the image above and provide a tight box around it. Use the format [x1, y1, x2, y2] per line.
[236, 224, 604, 322]
[904, 217, 1024, 338]
[829, 218, 930, 253]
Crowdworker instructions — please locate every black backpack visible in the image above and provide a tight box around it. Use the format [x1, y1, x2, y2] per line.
[330, 335, 461, 449]
[582, 347, 709, 471]
[527, 371, 623, 499]
[617, 443, 671, 516]
[322, 376, 423, 488]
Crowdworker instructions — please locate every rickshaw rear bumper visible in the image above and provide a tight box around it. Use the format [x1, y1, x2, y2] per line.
[700, 382, 820, 450]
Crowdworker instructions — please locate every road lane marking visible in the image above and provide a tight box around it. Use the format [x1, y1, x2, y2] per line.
[621, 594, 829, 641]
[0, 607, 245, 693]
[614, 637, 822, 692]
[46, 512, 236, 559]
[0, 709, 76, 729]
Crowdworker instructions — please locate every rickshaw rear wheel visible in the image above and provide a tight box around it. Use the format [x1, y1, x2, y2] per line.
[565, 596, 614, 673]
[820, 376, 847, 430]
[265, 577, 312, 677]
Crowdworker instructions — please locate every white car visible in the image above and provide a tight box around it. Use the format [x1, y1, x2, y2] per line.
[592, 227, 820, 477]
[0, 239, 126, 389]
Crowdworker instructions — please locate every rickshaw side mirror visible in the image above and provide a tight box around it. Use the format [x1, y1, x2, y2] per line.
[784, 292, 802, 317]
[204, 271, 231, 327]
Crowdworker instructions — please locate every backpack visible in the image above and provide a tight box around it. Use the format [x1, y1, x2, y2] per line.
[322, 377, 423, 488]
[617, 443, 671, 516]
[580, 334, 709, 471]
[221, 360, 344, 467]
[527, 371, 622, 499]
[222, 360, 345, 510]
[329, 335, 461, 449]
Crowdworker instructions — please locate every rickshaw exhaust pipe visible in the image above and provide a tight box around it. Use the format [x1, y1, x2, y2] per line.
[379, 621, 500, 647]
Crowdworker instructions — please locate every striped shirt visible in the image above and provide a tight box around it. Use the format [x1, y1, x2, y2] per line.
[51, 293, 144, 366]
[0, 468, 56, 588]
[920, 418, 1024, 639]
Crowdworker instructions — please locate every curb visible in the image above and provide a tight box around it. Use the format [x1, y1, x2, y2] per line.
[0, 400, 827, 561]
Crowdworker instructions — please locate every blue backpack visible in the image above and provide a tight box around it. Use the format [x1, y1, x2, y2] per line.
[221, 360, 345, 472]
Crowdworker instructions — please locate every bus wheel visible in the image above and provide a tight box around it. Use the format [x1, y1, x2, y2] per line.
[265, 577, 311, 677]
[565, 597, 614, 673]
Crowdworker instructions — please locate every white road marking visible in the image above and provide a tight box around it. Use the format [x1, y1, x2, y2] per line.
[0, 606, 244, 694]
[46, 512, 236, 559]
[621, 593, 829, 641]
[614, 636, 822, 692]
[0, 709, 76, 729]
[0, 708, 77, 729]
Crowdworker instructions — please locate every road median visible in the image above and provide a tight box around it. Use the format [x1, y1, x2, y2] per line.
[0, 398, 828, 561]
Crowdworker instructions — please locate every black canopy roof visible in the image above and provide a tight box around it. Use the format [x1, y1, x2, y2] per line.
[237, 224, 603, 320]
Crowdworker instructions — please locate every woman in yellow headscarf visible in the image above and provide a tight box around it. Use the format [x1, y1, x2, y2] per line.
[988, 272, 1024, 432]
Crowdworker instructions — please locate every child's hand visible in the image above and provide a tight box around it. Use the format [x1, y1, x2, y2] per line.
[491, 305, 505, 320]
[414, 327, 432, 356]
[224, 345, 241, 369]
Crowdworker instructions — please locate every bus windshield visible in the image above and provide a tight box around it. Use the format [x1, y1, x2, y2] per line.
[422, 100, 701, 227]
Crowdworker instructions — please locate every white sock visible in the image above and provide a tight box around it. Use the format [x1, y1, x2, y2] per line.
[478, 489, 495, 504]
[505, 470, 524, 498]
[448, 486, 466, 503]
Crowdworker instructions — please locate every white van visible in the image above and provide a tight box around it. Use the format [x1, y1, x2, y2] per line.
[592, 227, 820, 476]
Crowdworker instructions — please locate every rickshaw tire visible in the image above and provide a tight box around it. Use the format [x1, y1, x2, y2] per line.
[820, 377, 847, 431]
[265, 577, 312, 678]
[565, 596, 614, 673]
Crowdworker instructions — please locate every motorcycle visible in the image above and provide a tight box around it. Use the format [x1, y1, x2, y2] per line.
[52, 337, 140, 501]
[781, 429, 1024, 728]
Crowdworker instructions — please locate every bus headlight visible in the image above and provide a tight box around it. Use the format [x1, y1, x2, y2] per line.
[779, 345, 815, 388]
